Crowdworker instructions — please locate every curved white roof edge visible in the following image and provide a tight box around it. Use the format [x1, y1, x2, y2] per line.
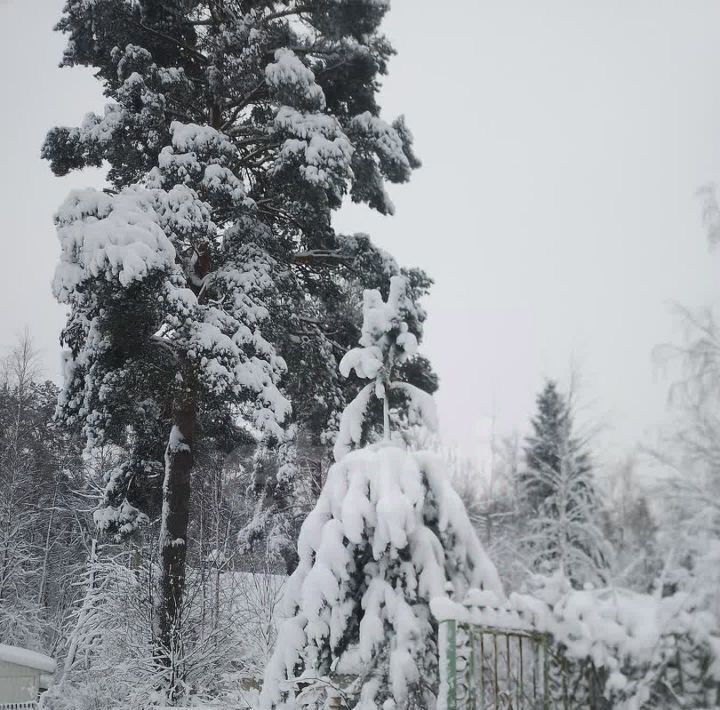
[0, 644, 56, 674]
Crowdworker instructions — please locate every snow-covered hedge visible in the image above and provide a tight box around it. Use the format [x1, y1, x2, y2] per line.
[431, 572, 720, 709]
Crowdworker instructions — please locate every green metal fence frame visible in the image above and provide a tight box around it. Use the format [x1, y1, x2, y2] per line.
[442, 619, 552, 710]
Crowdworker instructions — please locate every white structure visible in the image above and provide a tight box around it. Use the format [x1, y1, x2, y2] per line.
[0, 645, 55, 708]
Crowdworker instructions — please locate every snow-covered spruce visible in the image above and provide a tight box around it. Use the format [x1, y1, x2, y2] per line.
[260, 445, 503, 710]
[260, 278, 503, 709]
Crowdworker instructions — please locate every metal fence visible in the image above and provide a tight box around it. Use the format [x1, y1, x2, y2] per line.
[443, 620, 548, 710]
[441, 618, 720, 710]
[441, 620, 612, 710]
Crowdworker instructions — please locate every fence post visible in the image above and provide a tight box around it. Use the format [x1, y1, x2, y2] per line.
[468, 629, 477, 710]
[543, 635, 550, 710]
[447, 620, 458, 710]
[518, 635, 523, 710]
[480, 632, 485, 706]
[493, 633, 499, 709]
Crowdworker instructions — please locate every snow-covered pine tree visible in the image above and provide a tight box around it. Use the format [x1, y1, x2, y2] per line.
[260, 277, 503, 710]
[520, 381, 610, 586]
[43, 0, 424, 682]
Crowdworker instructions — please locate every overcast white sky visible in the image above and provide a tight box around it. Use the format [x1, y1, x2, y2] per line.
[2, 0, 720, 465]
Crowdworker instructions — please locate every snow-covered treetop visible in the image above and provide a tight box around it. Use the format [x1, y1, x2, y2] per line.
[339, 275, 419, 383]
[44, 2, 421, 219]
[334, 276, 437, 460]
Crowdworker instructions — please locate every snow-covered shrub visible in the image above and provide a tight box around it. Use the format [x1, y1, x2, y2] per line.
[432, 571, 720, 710]
[44, 541, 287, 710]
[42, 544, 153, 710]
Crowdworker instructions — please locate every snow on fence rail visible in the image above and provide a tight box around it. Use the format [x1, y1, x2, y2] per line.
[432, 575, 720, 709]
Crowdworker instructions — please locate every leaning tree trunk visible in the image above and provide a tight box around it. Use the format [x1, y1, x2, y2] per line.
[156, 362, 197, 698]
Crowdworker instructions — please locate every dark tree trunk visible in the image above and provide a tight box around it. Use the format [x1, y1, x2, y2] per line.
[156, 228, 209, 695]
[156, 362, 196, 696]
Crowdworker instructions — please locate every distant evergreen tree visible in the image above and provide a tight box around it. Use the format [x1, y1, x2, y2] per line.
[521, 381, 574, 512]
[520, 380, 610, 585]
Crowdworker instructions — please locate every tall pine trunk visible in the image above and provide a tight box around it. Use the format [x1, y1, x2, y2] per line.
[156, 362, 196, 696]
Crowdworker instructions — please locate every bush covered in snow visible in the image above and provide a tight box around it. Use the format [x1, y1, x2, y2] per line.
[432, 571, 720, 710]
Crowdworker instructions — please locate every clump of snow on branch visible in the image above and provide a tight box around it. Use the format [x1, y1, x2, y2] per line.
[53, 187, 177, 299]
[272, 108, 354, 199]
[333, 383, 375, 459]
[153, 121, 252, 211]
[266, 48, 326, 111]
[348, 113, 412, 180]
[391, 382, 439, 432]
